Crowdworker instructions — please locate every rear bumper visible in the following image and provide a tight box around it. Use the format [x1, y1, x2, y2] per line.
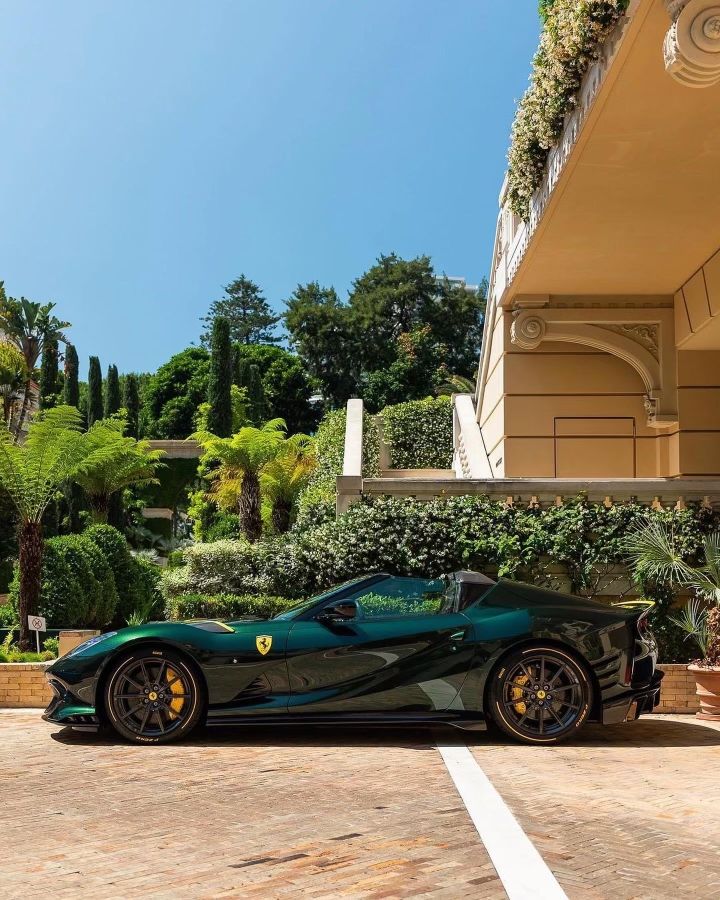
[601, 669, 664, 725]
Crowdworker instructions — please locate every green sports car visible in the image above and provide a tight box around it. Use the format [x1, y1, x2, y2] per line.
[43, 570, 662, 745]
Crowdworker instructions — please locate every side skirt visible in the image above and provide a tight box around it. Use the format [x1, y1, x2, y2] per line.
[205, 712, 488, 730]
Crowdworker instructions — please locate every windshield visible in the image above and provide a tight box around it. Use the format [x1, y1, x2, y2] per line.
[272, 576, 377, 620]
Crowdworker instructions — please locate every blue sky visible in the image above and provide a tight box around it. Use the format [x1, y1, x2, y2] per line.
[0, 1, 540, 374]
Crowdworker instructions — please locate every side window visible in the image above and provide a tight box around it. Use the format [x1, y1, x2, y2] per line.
[352, 577, 449, 619]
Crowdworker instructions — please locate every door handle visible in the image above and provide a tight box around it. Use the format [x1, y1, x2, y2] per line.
[449, 630, 468, 649]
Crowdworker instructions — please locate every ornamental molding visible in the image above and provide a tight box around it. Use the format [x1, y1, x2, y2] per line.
[663, 0, 720, 87]
[595, 323, 660, 361]
[510, 308, 677, 428]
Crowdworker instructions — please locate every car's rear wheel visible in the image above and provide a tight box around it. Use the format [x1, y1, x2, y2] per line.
[489, 645, 592, 745]
[104, 649, 204, 744]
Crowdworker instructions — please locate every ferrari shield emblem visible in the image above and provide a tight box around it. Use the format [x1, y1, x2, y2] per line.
[256, 635, 272, 656]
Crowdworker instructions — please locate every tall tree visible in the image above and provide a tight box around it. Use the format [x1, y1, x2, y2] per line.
[63, 344, 80, 407]
[207, 317, 233, 437]
[201, 275, 280, 346]
[123, 373, 141, 438]
[0, 406, 115, 648]
[0, 296, 70, 437]
[236, 357, 266, 425]
[284, 282, 359, 407]
[39, 339, 59, 409]
[104, 364, 121, 417]
[141, 347, 210, 440]
[87, 356, 103, 427]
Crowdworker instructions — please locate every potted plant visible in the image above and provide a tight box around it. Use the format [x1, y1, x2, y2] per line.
[625, 522, 720, 720]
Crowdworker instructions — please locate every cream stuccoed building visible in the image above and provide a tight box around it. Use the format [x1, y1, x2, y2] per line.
[337, 0, 720, 513]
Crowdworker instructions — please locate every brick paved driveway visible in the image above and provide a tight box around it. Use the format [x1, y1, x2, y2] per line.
[2, 711, 719, 899]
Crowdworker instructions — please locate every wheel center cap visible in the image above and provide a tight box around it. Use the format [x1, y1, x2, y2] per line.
[148, 691, 158, 701]
[536, 689, 546, 700]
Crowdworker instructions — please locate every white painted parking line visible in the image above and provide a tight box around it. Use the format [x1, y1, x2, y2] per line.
[437, 743, 568, 900]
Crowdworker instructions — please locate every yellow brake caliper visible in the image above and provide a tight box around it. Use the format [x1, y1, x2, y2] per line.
[166, 667, 185, 720]
[511, 673, 529, 715]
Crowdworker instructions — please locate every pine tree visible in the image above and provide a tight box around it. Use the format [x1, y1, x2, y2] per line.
[207, 317, 233, 437]
[87, 356, 103, 426]
[200, 275, 280, 346]
[63, 344, 80, 407]
[123, 373, 141, 439]
[105, 364, 121, 417]
[39, 339, 59, 409]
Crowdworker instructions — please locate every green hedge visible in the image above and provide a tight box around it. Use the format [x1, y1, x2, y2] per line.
[8, 526, 163, 629]
[381, 396, 453, 469]
[166, 593, 296, 621]
[295, 407, 380, 528]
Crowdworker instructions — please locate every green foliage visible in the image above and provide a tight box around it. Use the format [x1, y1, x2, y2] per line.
[165, 496, 716, 662]
[0, 630, 56, 663]
[9, 533, 119, 627]
[74, 417, 164, 523]
[359, 592, 442, 617]
[39, 339, 59, 409]
[235, 344, 317, 433]
[63, 344, 80, 408]
[104, 364, 121, 417]
[87, 356, 103, 426]
[0, 339, 28, 426]
[207, 316, 233, 437]
[122, 373, 141, 438]
[285, 256, 485, 410]
[508, 0, 629, 218]
[381, 396, 453, 469]
[83, 524, 163, 625]
[43, 636, 59, 656]
[295, 407, 380, 527]
[200, 275, 280, 346]
[141, 347, 210, 440]
[166, 592, 295, 621]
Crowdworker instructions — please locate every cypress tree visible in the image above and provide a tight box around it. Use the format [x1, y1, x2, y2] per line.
[39, 339, 59, 409]
[63, 344, 80, 407]
[105, 364, 121, 417]
[123, 373, 140, 438]
[87, 356, 103, 426]
[207, 316, 233, 437]
[237, 357, 266, 424]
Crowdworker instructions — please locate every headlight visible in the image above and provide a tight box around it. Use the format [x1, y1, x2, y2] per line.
[65, 632, 118, 658]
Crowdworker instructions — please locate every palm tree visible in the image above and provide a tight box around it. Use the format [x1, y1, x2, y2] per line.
[0, 341, 28, 427]
[0, 406, 116, 648]
[74, 417, 165, 523]
[0, 297, 70, 438]
[625, 520, 720, 657]
[193, 419, 288, 542]
[260, 434, 316, 533]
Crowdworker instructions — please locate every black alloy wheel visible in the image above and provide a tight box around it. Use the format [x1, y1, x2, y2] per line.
[489, 646, 592, 744]
[105, 650, 203, 744]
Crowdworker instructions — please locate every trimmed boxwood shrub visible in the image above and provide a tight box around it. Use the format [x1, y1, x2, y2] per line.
[166, 593, 295, 621]
[10, 534, 119, 628]
[83, 525, 163, 625]
[381, 396, 453, 469]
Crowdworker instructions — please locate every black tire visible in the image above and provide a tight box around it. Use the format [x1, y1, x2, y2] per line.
[488, 645, 592, 745]
[104, 648, 204, 744]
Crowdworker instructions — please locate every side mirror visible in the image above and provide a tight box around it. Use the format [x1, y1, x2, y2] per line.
[316, 600, 359, 626]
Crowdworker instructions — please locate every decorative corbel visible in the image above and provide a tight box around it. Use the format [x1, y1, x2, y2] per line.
[663, 0, 720, 87]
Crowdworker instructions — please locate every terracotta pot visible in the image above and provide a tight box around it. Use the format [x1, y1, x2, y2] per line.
[688, 665, 720, 720]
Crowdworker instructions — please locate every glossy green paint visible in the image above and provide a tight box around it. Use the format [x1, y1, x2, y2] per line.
[43, 573, 661, 732]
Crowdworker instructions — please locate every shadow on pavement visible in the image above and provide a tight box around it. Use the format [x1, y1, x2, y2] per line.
[48, 715, 720, 749]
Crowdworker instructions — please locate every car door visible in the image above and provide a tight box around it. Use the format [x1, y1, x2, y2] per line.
[285, 576, 476, 714]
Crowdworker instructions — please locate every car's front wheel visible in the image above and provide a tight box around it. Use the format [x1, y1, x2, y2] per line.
[104, 648, 204, 744]
[489, 645, 592, 744]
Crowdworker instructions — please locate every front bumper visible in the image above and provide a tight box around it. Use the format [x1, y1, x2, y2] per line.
[601, 669, 664, 725]
[42, 675, 99, 729]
